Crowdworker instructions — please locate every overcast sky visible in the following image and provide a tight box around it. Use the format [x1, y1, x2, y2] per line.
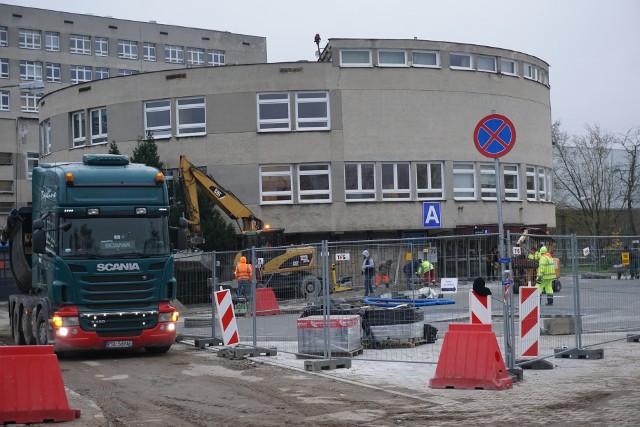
[8, 0, 640, 137]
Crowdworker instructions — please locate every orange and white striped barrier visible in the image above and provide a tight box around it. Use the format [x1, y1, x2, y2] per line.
[519, 286, 540, 357]
[469, 290, 492, 324]
[214, 289, 239, 346]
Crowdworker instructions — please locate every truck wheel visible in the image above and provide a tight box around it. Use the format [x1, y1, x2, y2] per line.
[300, 276, 321, 299]
[13, 309, 26, 345]
[36, 310, 49, 345]
[21, 308, 34, 345]
[145, 345, 171, 354]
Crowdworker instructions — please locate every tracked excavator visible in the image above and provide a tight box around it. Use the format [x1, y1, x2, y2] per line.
[177, 155, 321, 299]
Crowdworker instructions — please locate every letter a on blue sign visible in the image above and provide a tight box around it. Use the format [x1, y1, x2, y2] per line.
[423, 202, 441, 228]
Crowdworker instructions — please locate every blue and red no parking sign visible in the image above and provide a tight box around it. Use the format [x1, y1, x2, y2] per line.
[473, 114, 516, 159]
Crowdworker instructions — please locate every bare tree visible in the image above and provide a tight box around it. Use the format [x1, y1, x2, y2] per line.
[553, 122, 624, 235]
[618, 127, 640, 235]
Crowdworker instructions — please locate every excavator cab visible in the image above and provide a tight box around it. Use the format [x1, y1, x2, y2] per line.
[242, 228, 286, 249]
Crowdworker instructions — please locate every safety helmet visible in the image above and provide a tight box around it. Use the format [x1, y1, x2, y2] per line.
[240, 256, 247, 263]
[539, 246, 548, 254]
[362, 250, 369, 257]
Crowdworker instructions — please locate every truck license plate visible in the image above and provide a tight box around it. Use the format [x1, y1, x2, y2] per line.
[105, 340, 133, 348]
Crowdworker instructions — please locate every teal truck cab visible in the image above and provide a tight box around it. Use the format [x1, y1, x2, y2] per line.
[3, 154, 187, 354]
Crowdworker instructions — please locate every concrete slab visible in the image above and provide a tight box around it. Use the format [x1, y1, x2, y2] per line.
[304, 358, 352, 372]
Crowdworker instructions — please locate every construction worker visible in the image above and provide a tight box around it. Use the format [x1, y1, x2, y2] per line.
[375, 260, 393, 288]
[235, 256, 253, 301]
[536, 246, 555, 305]
[417, 259, 436, 286]
[361, 250, 375, 296]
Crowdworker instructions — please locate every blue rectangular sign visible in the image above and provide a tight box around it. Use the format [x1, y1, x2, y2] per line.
[498, 257, 512, 263]
[422, 202, 441, 228]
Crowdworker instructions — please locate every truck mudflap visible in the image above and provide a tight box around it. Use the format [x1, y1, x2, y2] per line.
[52, 323, 177, 352]
[1, 208, 33, 293]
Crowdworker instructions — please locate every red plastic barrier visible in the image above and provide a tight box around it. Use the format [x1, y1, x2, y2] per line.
[0, 345, 81, 424]
[253, 288, 281, 316]
[429, 323, 513, 390]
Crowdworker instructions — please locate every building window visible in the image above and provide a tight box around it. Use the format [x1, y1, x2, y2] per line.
[144, 99, 171, 139]
[537, 167, 547, 201]
[187, 48, 205, 66]
[118, 69, 138, 76]
[46, 63, 61, 83]
[0, 26, 7, 47]
[176, 97, 205, 136]
[0, 59, 8, 79]
[19, 29, 41, 49]
[143, 42, 156, 61]
[416, 162, 443, 199]
[95, 67, 109, 80]
[207, 50, 225, 66]
[165, 45, 184, 63]
[27, 152, 38, 180]
[71, 111, 86, 147]
[500, 58, 518, 76]
[345, 163, 376, 201]
[118, 40, 138, 59]
[382, 163, 411, 200]
[70, 65, 92, 84]
[480, 163, 496, 200]
[20, 60, 43, 81]
[90, 107, 107, 144]
[452, 162, 476, 199]
[40, 120, 51, 155]
[503, 164, 519, 200]
[340, 50, 372, 67]
[0, 180, 13, 193]
[450, 53, 472, 70]
[378, 50, 407, 67]
[257, 93, 290, 132]
[412, 51, 440, 68]
[295, 91, 329, 131]
[260, 165, 293, 204]
[539, 69, 549, 85]
[298, 164, 331, 203]
[95, 37, 108, 56]
[523, 63, 534, 79]
[0, 152, 12, 165]
[526, 166, 536, 201]
[45, 31, 60, 51]
[0, 91, 8, 111]
[0, 202, 13, 214]
[20, 93, 39, 112]
[477, 55, 496, 72]
[70, 34, 91, 54]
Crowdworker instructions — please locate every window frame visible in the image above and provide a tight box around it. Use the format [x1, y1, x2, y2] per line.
[416, 162, 444, 200]
[71, 111, 86, 147]
[90, 107, 108, 144]
[449, 52, 473, 70]
[187, 48, 205, 66]
[0, 58, 8, 79]
[94, 37, 108, 56]
[295, 91, 330, 131]
[144, 99, 172, 139]
[537, 167, 547, 201]
[480, 163, 497, 200]
[95, 67, 109, 80]
[143, 42, 156, 61]
[207, 50, 225, 66]
[0, 180, 13, 193]
[19, 60, 43, 81]
[164, 44, 184, 64]
[339, 49, 372, 67]
[260, 165, 293, 205]
[503, 164, 520, 201]
[523, 63, 534, 79]
[500, 58, 518, 76]
[26, 152, 38, 180]
[377, 50, 407, 67]
[69, 34, 91, 55]
[45, 31, 60, 52]
[526, 166, 537, 201]
[20, 93, 39, 113]
[476, 55, 497, 73]
[70, 65, 92, 84]
[46, 63, 61, 83]
[412, 50, 440, 68]
[452, 162, 476, 200]
[176, 96, 206, 137]
[0, 91, 9, 111]
[345, 163, 376, 202]
[0, 26, 7, 47]
[381, 163, 411, 200]
[19, 29, 41, 49]
[40, 119, 52, 155]
[257, 92, 291, 132]
[117, 40, 138, 59]
[297, 164, 332, 203]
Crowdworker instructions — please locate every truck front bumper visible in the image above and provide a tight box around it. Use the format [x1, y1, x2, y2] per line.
[52, 323, 177, 352]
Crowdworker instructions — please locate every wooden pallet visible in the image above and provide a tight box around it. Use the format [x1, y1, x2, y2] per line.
[296, 347, 364, 359]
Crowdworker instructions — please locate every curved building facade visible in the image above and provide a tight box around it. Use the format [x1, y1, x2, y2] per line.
[38, 38, 554, 241]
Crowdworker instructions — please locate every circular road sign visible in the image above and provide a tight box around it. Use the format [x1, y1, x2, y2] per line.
[473, 114, 516, 158]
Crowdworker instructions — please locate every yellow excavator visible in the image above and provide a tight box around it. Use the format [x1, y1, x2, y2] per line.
[177, 155, 321, 299]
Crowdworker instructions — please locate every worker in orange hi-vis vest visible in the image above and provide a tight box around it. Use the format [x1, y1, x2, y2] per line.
[536, 246, 555, 305]
[235, 256, 253, 301]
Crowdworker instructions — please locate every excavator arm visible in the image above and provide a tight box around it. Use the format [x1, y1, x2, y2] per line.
[178, 155, 264, 240]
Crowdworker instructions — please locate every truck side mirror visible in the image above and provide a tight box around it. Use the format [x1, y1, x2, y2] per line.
[32, 229, 46, 254]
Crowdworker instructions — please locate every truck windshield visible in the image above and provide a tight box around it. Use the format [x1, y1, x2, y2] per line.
[59, 216, 170, 258]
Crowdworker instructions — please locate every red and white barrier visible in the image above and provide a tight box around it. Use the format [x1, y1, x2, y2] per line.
[519, 286, 540, 357]
[469, 290, 492, 324]
[214, 289, 239, 346]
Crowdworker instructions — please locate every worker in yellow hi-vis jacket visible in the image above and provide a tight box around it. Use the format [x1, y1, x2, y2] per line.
[536, 246, 555, 305]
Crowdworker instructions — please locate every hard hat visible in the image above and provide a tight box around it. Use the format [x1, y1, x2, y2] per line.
[539, 246, 548, 254]
[362, 250, 369, 257]
[240, 256, 247, 263]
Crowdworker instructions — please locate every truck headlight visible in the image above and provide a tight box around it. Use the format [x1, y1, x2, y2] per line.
[159, 311, 179, 322]
[52, 315, 79, 327]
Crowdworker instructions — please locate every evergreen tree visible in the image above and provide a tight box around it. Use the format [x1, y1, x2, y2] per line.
[131, 131, 164, 170]
[108, 140, 121, 155]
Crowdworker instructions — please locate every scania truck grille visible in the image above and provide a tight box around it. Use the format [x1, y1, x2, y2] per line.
[79, 310, 159, 333]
